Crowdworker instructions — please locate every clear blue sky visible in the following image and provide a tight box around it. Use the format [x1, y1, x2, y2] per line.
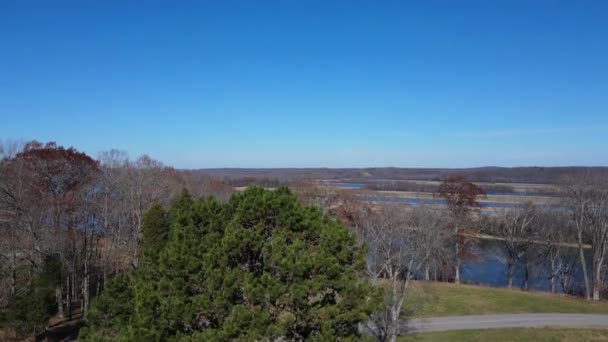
[1, 1, 607, 168]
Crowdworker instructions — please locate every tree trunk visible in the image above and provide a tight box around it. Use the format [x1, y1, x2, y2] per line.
[72, 270, 77, 301]
[549, 258, 556, 294]
[424, 264, 430, 281]
[454, 237, 460, 284]
[83, 262, 90, 311]
[593, 283, 601, 301]
[388, 306, 399, 342]
[507, 258, 514, 289]
[523, 260, 530, 291]
[454, 258, 460, 284]
[577, 231, 591, 300]
[561, 267, 570, 295]
[97, 272, 103, 296]
[56, 286, 64, 318]
[388, 274, 399, 342]
[66, 275, 72, 319]
[10, 249, 16, 296]
[593, 258, 603, 301]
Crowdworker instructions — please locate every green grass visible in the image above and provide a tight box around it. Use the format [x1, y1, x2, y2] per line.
[398, 328, 608, 341]
[405, 281, 608, 318]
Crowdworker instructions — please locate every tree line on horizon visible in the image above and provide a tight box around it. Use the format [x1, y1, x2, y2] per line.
[196, 165, 608, 185]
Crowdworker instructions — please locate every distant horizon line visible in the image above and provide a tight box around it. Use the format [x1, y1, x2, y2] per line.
[186, 166, 608, 170]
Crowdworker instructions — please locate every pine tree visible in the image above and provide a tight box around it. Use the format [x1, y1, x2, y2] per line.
[3, 255, 61, 337]
[140, 204, 169, 260]
[79, 274, 134, 341]
[86, 187, 378, 341]
[127, 193, 183, 341]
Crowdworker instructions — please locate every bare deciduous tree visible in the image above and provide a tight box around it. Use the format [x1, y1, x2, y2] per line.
[409, 205, 451, 282]
[361, 204, 449, 342]
[291, 178, 340, 214]
[0, 142, 189, 327]
[97, 151, 184, 268]
[534, 209, 573, 294]
[484, 202, 536, 288]
[563, 173, 608, 300]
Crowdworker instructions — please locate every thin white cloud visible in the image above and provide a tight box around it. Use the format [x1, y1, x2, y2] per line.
[453, 124, 607, 138]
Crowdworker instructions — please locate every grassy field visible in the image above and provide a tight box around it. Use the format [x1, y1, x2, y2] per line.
[405, 281, 608, 318]
[398, 328, 608, 341]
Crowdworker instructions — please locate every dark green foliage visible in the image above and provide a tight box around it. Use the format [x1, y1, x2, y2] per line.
[87, 187, 378, 341]
[124, 195, 184, 341]
[140, 203, 170, 260]
[167, 188, 194, 223]
[2, 255, 61, 337]
[79, 274, 134, 341]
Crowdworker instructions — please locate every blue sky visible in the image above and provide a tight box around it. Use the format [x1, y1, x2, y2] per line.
[1, 1, 607, 168]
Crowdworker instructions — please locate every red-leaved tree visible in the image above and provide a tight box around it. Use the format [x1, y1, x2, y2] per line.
[436, 175, 486, 284]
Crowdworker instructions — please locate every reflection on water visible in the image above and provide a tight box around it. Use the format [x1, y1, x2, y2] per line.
[324, 182, 566, 210]
[326, 182, 364, 189]
[369, 196, 566, 211]
[460, 239, 585, 294]
[325, 181, 583, 294]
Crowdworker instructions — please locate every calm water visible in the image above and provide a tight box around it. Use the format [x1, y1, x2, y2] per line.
[325, 182, 565, 210]
[325, 182, 583, 293]
[368, 196, 566, 211]
[459, 239, 585, 294]
[326, 182, 365, 189]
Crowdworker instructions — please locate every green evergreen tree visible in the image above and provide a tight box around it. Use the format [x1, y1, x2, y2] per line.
[85, 187, 378, 341]
[3, 255, 61, 337]
[140, 204, 170, 259]
[128, 194, 182, 341]
[79, 274, 134, 341]
[167, 188, 195, 224]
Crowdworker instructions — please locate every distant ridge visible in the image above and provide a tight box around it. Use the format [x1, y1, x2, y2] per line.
[187, 166, 608, 184]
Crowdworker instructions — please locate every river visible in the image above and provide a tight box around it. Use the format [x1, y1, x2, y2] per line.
[459, 239, 585, 294]
[325, 182, 584, 294]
